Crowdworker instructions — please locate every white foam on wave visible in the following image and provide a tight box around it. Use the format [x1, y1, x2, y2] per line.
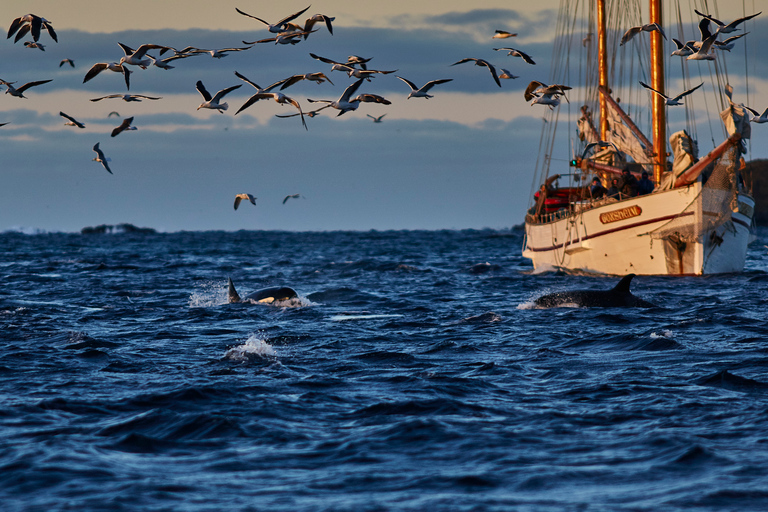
[329, 313, 404, 321]
[224, 334, 277, 361]
[650, 330, 674, 339]
[188, 280, 228, 308]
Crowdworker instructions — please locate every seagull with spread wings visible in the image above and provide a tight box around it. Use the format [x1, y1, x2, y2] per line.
[111, 116, 137, 137]
[234, 193, 256, 210]
[619, 23, 666, 46]
[0, 78, 52, 98]
[90, 94, 162, 103]
[640, 81, 703, 106]
[493, 47, 535, 64]
[83, 62, 131, 90]
[235, 5, 310, 33]
[92, 143, 112, 174]
[396, 76, 452, 99]
[60, 111, 85, 128]
[451, 58, 502, 87]
[196, 81, 242, 112]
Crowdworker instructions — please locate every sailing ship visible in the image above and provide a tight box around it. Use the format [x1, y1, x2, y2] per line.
[522, 0, 758, 275]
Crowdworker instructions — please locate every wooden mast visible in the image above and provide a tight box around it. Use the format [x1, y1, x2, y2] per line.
[597, 0, 608, 139]
[649, 0, 666, 183]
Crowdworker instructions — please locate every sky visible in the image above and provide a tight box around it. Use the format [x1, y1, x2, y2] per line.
[2, 0, 767, 233]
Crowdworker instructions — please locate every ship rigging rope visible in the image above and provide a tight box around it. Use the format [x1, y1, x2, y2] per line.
[529, 0, 756, 209]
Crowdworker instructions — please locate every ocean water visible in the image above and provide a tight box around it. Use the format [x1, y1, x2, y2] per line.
[2, 228, 768, 512]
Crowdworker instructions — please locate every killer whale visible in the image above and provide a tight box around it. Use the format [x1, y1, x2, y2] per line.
[533, 274, 656, 308]
[228, 278, 298, 304]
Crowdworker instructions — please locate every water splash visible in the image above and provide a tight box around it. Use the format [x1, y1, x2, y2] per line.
[189, 280, 228, 308]
[224, 334, 277, 361]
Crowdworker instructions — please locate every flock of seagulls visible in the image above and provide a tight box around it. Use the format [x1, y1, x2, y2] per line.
[2, 6, 764, 213]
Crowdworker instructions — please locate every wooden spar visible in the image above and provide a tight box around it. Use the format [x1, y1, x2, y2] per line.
[673, 133, 741, 187]
[597, 0, 609, 139]
[649, 0, 666, 184]
[598, 86, 655, 159]
[574, 158, 637, 177]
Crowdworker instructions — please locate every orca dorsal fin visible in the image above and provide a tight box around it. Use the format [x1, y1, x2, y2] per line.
[613, 274, 635, 293]
[227, 277, 241, 303]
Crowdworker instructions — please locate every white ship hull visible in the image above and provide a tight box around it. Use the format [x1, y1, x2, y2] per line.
[522, 184, 754, 275]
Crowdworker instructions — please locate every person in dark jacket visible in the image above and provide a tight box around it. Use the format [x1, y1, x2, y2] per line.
[590, 177, 606, 199]
[607, 178, 620, 199]
[637, 171, 654, 195]
[619, 167, 639, 197]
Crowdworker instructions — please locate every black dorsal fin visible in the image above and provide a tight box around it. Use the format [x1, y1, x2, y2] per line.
[613, 274, 635, 293]
[227, 277, 241, 303]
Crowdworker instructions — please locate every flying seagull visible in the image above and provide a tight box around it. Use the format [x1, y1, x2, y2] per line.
[24, 41, 45, 51]
[640, 81, 703, 106]
[59, 58, 75, 67]
[92, 143, 112, 174]
[745, 106, 768, 124]
[83, 62, 131, 90]
[620, 23, 666, 46]
[60, 111, 85, 128]
[0, 78, 52, 98]
[492, 30, 517, 39]
[493, 47, 536, 64]
[7, 14, 57, 43]
[367, 114, 386, 123]
[90, 94, 162, 102]
[694, 10, 761, 34]
[184, 46, 253, 58]
[306, 78, 369, 116]
[276, 72, 334, 90]
[498, 69, 519, 80]
[196, 81, 242, 112]
[118, 42, 170, 68]
[235, 5, 310, 33]
[451, 58, 502, 87]
[283, 194, 303, 204]
[396, 76, 452, 99]
[111, 116, 136, 137]
[524, 81, 572, 102]
[302, 14, 334, 38]
[670, 38, 695, 57]
[234, 193, 256, 210]
[714, 32, 749, 51]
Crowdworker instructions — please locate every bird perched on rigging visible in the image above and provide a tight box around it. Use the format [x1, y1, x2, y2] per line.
[619, 23, 666, 46]
[640, 81, 703, 106]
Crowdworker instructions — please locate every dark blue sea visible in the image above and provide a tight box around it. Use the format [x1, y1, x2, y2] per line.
[3, 228, 768, 512]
